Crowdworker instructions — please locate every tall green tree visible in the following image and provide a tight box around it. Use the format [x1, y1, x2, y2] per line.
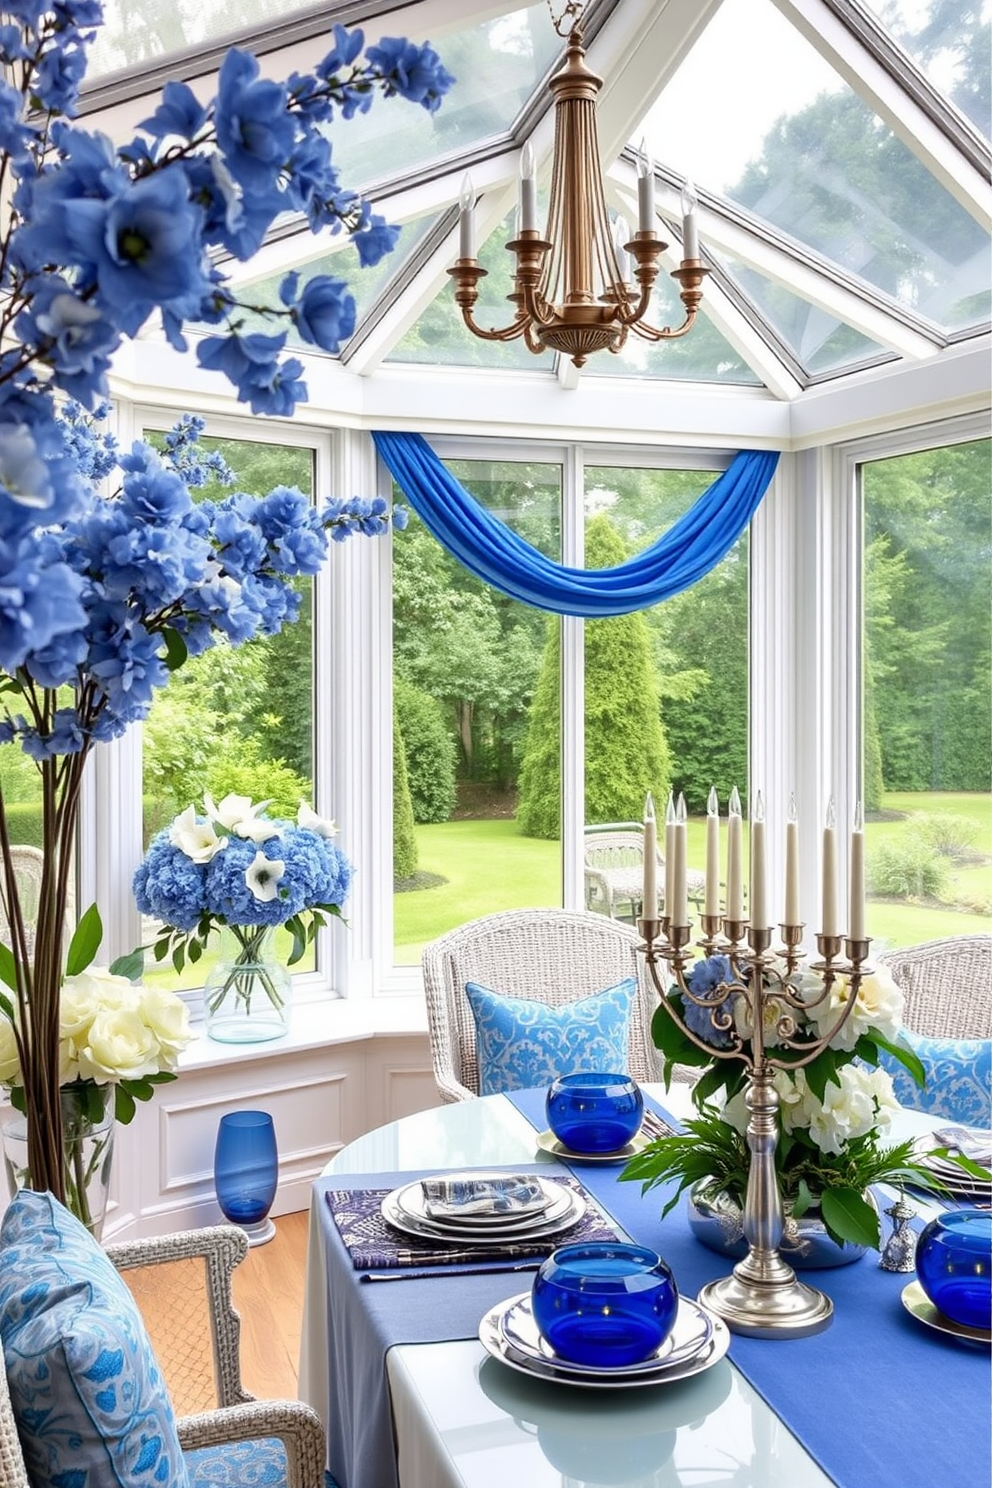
[393, 711, 419, 881]
[516, 516, 672, 838]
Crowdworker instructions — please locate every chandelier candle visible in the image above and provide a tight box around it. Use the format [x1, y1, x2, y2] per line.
[664, 792, 677, 923]
[673, 793, 689, 926]
[749, 793, 768, 931]
[849, 803, 866, 941]
[727, 787, 744, 922]
[681, 181, 700, 260]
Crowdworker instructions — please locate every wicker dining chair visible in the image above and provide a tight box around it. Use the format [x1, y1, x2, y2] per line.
[421, 907, 665, 1104]
[0, 1217, 326, 1488]
[878, 934, 992, 1040]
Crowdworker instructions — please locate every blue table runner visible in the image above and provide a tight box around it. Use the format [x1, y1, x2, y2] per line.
[509, 1085, 991, 1488]
[314, 1092, 990, 1488]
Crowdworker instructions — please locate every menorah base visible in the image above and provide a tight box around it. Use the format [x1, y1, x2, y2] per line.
[698, 1265, 834, 1338]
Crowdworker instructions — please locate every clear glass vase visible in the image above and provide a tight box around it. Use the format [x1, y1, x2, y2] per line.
[1, 1081, 116, 1238]
[204, 926, 292, 1043]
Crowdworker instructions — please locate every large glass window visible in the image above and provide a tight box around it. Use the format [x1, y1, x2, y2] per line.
[580, 466, 749, 919]
[141, 434, 317, 989]
[862, 436, 991, 949]
[392, 458, 561, 964]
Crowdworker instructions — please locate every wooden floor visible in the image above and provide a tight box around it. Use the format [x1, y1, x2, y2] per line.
[231, 1211, 310, 1400]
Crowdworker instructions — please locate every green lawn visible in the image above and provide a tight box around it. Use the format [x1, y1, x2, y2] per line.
[395, 792, 991, 962]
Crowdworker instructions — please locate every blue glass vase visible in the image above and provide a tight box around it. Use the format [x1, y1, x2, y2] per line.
[214, 1110, 279, 1247]
[546, 1071, 643, 1153]
[532, 1242, 679, 1367]
[915, 1210, 992, 1330]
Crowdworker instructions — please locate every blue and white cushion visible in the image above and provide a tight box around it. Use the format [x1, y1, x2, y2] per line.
[185, 1443, 344, 1486]
[0, 1189, 189, 1488]
[465, 979, 636, 1096]
[881, 1031, 992, 1128]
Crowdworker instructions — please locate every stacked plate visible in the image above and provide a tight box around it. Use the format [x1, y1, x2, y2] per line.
[479, 1292, 730, 1389]
[381, 1171, 586, 1247]
[913, 1135, 992, 1201]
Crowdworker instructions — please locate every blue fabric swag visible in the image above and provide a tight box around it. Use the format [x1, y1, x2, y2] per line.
[372, 430, 778, 617]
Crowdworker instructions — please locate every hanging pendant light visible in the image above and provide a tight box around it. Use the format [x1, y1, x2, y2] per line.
[448, 2, 708, 368]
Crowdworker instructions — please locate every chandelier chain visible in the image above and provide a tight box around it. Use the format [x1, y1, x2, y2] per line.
[545, 0, 585, 38]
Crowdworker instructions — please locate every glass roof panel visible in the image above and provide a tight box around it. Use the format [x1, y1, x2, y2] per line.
[324, 7, 561, 193]
[859, 0, 991, 141]
[390, 209, 555, 370]
[205, 216, 437, 353]
[636, 0, 990, 334]
[717, 252, 889, 375]
[88, 0, 320, 78]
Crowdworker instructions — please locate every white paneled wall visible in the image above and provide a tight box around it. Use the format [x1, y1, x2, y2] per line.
[2, 1028, 439, 1239]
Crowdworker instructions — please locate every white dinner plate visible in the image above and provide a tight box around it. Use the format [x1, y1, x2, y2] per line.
[382, 1181, 585, 1246]
[534, 1129, 652, 1164]
[479, 1293, 730, 1389]
[499, 1292, 715, 1378]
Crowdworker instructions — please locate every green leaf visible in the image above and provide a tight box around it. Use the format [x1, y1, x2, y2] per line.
[692, 1062, 735, 1108]
[109, 948, 145, 982]
[820, 1187, 881, 1250]
[172, 945, 186, 974]
[803, 1049, 842, 1104]
[83, 1082, 106, 1123]
[161, 626, 188, 672]
[871, 1031, 926, 1089]
[188, 939, 203, 964]
[0, 942, 17, 993]
[793, 1177, 814, 1218]
[651, 1001, 710, 1066]
[65, 904, 103, 976]
[126, 1077, 155, 1102]
[114, 1085, 136, 1125]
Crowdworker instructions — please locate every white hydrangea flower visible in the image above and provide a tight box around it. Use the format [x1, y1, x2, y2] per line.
[169, 803, 228, 863]
[806, 1063, 891, 1155]
[245, 850, 285, 902]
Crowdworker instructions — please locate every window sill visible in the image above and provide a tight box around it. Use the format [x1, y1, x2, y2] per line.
[177, 992, 429, 1073]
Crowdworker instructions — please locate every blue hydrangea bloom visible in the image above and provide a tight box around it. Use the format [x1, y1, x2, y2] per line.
[681, 955, 735, 1049]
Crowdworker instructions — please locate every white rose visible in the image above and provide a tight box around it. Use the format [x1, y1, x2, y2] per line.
[0, 1015, 21, 1085]
[806, 965, 904, 1051]
[137, 986, 192, 1065]
[169, 804, 228, 863]
[75, 1005, 162, 1082]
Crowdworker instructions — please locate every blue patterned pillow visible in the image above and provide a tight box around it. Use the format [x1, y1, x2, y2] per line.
[0, 1189, 189, 1488]
[880, 1031, 992, 1127]
[466, 979, 636, 1096]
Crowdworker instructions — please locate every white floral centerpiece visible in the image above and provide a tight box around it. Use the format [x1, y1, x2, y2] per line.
[622, 955, 935, 1251]
[0, 952, 191, 1230]
[134, 793, 351, 1039]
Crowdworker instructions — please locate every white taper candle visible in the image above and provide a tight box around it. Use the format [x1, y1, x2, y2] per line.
[459, 174, 475, 259]
[750, 791, 767, 930]
[664, 791, 676, 918]
[822, 796, 838, 937]
[705, 786, 720, 917]
[849, 801, 865, 941]
[674, 793, 688, 926]
[643, 793, 657, 917]
[785, 792, 800, 927]
[727, 785, 743, 922]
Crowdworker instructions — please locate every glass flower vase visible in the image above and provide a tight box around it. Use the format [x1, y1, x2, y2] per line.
[204, 926, 292, 1044]
[1, 1081, 116, 1239]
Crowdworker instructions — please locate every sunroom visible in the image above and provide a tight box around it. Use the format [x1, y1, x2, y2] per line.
[0, 0, 988, 1243]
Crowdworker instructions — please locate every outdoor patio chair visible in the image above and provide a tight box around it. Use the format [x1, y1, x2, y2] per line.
[584, 824, 706, 922]
[878, 933, 992, 1039]
[0, 1202, 326, 1488]
[421, 907, 667, 1103]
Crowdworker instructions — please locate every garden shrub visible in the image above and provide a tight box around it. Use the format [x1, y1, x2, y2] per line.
[0, 802, 43, 849]
[911, 812, 982, 858]
[394, 677, 457, 824]
[867, 840, 948, 900]
[393, 712, 419, 880]
[204, 747, 311, 820]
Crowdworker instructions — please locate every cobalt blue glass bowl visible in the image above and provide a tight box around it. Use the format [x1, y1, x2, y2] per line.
[545, 1072, 644, 1154]
[531, 1242, 679, 1367]
[915, 1210, 992, 1330]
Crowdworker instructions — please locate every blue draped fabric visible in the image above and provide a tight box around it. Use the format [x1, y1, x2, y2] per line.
[372, 430, 778, 617]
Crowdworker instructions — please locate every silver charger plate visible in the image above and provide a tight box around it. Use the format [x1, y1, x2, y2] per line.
[535, 1129, 652, 1164]
[382, 1180, 584, 1246]
[500, 1292, 715, 1378]
[479, 1292, 730, 1389]
[900, 1280, 991, 1347]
